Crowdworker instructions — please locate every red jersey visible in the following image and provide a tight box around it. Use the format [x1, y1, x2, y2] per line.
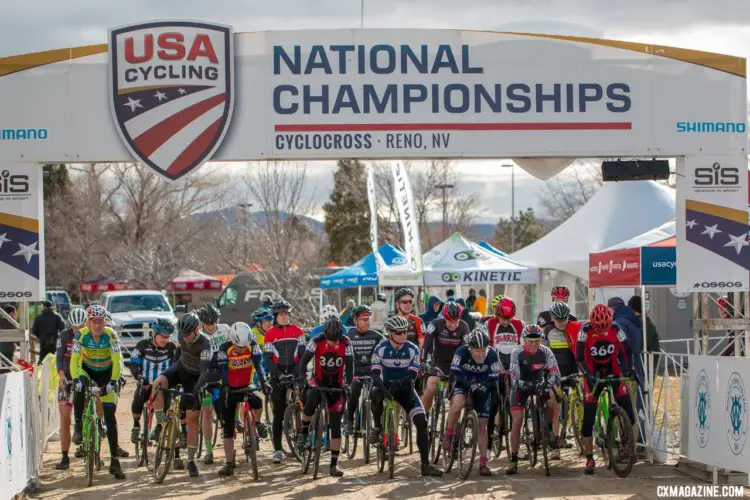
[487, 317, 524, 355]
[225, 344, 257, 388]
[263, 324, 306, 369]
[404, 314, 424, 346]
[306, 333, 354, 388]
[576, 322, 628, 375]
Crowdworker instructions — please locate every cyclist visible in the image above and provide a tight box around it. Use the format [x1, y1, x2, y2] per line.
[505, 324, 562, 475]
[152, 312, 212, 477]
[70, 304, 125, 480]
[394, 288, 424, 350]
[577, 304, 635, 475]
[446, 324, 499, 476]
[296, 317, 354, 477]
[537, 286, 577, 328]
[371, 315, 443, 477]
[210, 322, 271, 477]
[129, 319, 177, 445]
[250, 306, 273, 386]
[311, 304, 339, 337]
[196, 304, 228, 465]
[420, 302, 470, 412]
[343, 304, 384, 436]
[486, 296, 524, 458]
[54, 307, 88, 470]
[542, 301, 583, 453]
[263, 300, 306, 464]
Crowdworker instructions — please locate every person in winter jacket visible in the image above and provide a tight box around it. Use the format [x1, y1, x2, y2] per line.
[420, 296, 442, 324]
[32, 301, 66, 365]
[607, 297, 643, 381]
[628, 296, 660, 368]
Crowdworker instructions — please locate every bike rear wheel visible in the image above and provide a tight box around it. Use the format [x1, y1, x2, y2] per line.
[154, 417, 177, 484]
[569, 387, 584, 456]
[312, 409, 325, 480]
[138, 408, 150, 469]
[458, 411, 478, 480]
[523, 401, 537, 468]
[363, 400, 372, 464]
[607, 406, 635, 478]
[536, 404, 550, 477]
[284, 401, 302, 462]
[246, 411, 259, 480]
[387, 407, 396, 479]
[84, 413, 96, 487]
[429, 398, 445, 464]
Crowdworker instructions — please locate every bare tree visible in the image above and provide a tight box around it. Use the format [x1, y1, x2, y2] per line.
[537, 160, 603, 230]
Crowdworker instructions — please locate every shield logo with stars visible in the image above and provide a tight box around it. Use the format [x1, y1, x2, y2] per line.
[108, 20, 235, 181]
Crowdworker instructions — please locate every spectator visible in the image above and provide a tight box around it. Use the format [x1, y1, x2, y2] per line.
[340, 299, 356, 328]
[473, 289, 488, 315]
[455, 298, 476, 331]
[261, 295, 274, 309]
[31, 300, 65, 365]
[466, 289, 477, 311]
[628, 295, 661, 367]
[0, 304, 18, 365]
[420, 296, 442, 325]
[445, 289, 456, 302]
[370, 293, 388, 329]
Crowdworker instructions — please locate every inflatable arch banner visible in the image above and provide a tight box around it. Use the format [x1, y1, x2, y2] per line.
[0, 20, 747, 293]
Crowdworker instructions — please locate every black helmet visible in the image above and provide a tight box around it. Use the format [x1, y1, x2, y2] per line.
[323, 317, 344, 342]
[468, 325, 490, 349]
[197, 304, 220, 324]
[151, 318, 175, 336]
[394, 288, 414, 303]
[178, 312, 200, 336]
[550, 301, 571, 320]
[351, 304, 372, 320]
[271, 300, 292, 315]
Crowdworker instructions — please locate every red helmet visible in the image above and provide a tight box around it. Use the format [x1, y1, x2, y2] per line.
[496, 297, 516, 319]
[589, 304, 613, 334]
[717, 296, 731, 310]
[551, 286, 570, 300]
[442, 302, 463, 321]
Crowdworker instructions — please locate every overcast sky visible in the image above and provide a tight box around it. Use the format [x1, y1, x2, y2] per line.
[2, 0, 745, 221]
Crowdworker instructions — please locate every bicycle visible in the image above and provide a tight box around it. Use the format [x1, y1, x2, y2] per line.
[343, 376, 373, 462]
[491, 373, 512, 459]
[134, 379, 155, 470]
[152, 385, 195, 484]
[426, 369, 451, 464]
[281, 374, 304, 461]
[196, 388, 220, 460]
[229, 386, 264, 480]
[520, 380, 553, 476]
[592, 375, 636, 478]
[559, 373, 584, 455]
[377, 382, 408, 479]
[444, 384, 481, 480]
[399, 408, 413, 455]
[300, 386, 343, 480]
[78, 381, 110, 487]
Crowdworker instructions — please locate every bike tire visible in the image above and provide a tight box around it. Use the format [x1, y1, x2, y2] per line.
[607, 406, 635, 478]
[559, 391, 570, 444]
[491, 398, 502, 458]
[301, 411, 313, 475]
[363, 400, 371, 464]
[284, 402, 302, 462]
[84, 414, 96, 487]
[312, 409, 324, 481]
[345, 407, 358, 459]
[138, 408, 149, 468]
[458, 410, 478, 480]
[197, 408, 204, 459]
[570, 389, 584, 456]
[399, 411, 412, 454]
[387, 407, 396, 479]
[377, 409, 386, 474]
[246, 412, 259, 481]
[427, 398, 440, 464]
[523, 402, 537, 468]
[537, 404, 550, 477]
[501, 396, 512, 459]
[154, 417, 176, 484]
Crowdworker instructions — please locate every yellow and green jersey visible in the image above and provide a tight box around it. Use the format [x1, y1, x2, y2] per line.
[251, 326, 265, 349]
[70, 326, 122, 379]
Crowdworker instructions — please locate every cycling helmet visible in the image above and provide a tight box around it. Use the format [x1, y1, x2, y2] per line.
[442, 302, 463, 321]
[68, 307, 89, 328]
[717, 296, 732, 311]
[323, 316, 344, 342]
[490, 294, 504, 310]
[178, 312, 201, 336]
[151, 318, 175, 336]
[377, 293, 387, 301]
[394, 288, 415, 302]
[384, 315, 409, 333]
[86, 304, 107, 320]
[523, 324, 543, 339]
[197, 304, 220, 324]
[589, 304, 613, 334]
[251, 307, 273, 324]
[271, 300, 292, 315]
[551, 285, 570, 301]
[320, 304, 339, 323]
[496, 297, 516, 319]
[468, 324, 490, 349]
[229, 322, 253, 348]
[352, 304, 372, 319]
[549, 301, 571, 320]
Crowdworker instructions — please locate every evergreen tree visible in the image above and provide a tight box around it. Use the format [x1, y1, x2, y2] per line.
[42, 163, 69, 199]
[323, 160, 372, 263]
[491, 207, 546, 252]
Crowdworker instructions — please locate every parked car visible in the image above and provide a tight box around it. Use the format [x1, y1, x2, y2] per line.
[46, 289, 72, 318]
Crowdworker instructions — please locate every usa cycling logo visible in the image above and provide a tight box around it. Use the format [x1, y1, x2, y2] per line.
[725, 372, 748, 455]
[108, 20, 235, 181]
[695, 369, 711, 448]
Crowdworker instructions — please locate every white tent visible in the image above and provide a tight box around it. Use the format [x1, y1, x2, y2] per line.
[510, 181, 676, 279]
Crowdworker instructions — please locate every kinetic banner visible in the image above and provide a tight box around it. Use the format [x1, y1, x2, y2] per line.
[391, 163, 423, 274]
[366, 164, 385, 271]
[0, 164, 44, 301]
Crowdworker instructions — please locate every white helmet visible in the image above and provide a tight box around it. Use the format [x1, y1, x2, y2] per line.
[229, 322, 253, 348]
[68, 307, 89, 328]
[320, 304, 339, 323]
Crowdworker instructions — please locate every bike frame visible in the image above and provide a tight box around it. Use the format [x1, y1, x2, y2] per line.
[593, 377, 631, 445]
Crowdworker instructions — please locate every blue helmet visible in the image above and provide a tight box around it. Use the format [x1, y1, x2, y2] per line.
[151, 318, 175, 336]
[252, 307, 273, 324]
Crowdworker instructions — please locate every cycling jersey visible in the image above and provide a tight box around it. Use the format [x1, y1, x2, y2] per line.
[205, 324, 229, 354]
[576, 323, 630, 378]
[299, 333, 354, 388]
[174, 332, 212, 376]
[487, 317, 524, 372]
[450, 345, 500, 386]
[422, 318, 470, 371]
[542, 320, 582, 378]
[402, 314, 424, 346]
[537, 310, 577, 329]
[263, 324, 306, 377]
[371, 339, 420, 383]
[251, 326, 265, 349]
[508, 344, 560, 391]
[70, 326, 122, 378]
[212, 340, 265, 388]
[129, 338, 177, 384]
[344, 327, 384, 377]
[55, 327, 77, 380]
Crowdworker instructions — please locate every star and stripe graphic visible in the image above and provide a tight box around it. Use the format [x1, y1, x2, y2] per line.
[685, 199, 750, 270]
[0, 212, 40, 279]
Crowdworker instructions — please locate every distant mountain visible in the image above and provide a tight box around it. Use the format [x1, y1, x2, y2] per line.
[193, 207, 324, 233]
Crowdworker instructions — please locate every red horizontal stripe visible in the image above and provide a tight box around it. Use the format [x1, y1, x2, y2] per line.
[132, 93, 226, 157]
[274, 122, 632, 132]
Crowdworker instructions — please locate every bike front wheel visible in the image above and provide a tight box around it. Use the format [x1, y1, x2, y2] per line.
[536, 404, 550, 477]
[284, 401, 302, 462]
[523, 402, 537, 468]
[84, 413, 96, 487]
[458, 411, 478, 480]
[607, 405, 636, 478]
[387, 407, 397, 479]
[245, 412, 259, 481]
[363, 400, 372, 464]
[312, 409, 325, 480]
[154, 417, 177, 484]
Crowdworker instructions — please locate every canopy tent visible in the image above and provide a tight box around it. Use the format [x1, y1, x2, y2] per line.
[510, 181, 676, 279]
[478, 240, 507, 257]
[79, 275, 129, 293]
[589, 220, 676, 287]
[168, 269, 223, 292]
[320, 243, 408, 289]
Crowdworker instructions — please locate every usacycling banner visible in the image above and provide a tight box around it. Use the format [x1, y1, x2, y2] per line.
[391, 163, 423, 274]
[366, 164, 385, 271]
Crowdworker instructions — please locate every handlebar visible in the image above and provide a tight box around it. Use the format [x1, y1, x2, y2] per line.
[312, 386, 344, 394]
[229, 386, 263, 396]
[594, 376, 632, 387]
[559, 373, 582, 383]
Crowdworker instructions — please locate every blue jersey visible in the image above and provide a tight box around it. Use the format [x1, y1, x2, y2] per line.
[310, 325, 324, 337]
[129, 338, 177, 384]
[371, 339, 420, 383]
[450, 345, 500, 385]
